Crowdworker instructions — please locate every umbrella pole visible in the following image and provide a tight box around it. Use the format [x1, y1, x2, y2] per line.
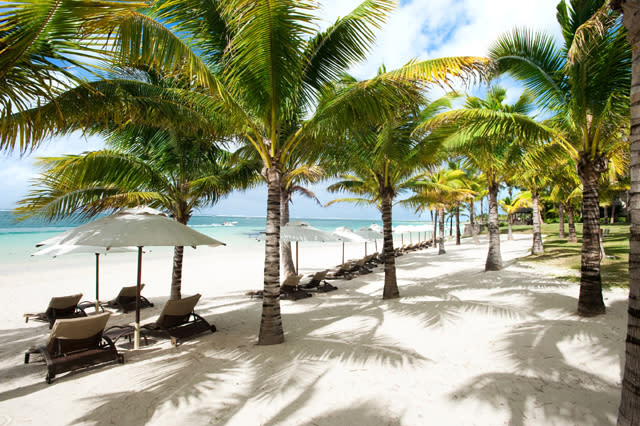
[401, 234, 404, 247]
[342, 241, 345, 265]
[296, 241, 299, 275]
[95, 253, 100, 311]
[135, 246, 143, 350]
[374, 240, 378, 252]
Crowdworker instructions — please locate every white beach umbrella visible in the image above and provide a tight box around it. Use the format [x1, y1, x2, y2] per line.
[268, 221, 340, 274]
[355, 227, 383, 255]
[43, 206, 225, 348]
[332, 226, 366, 264]
[33, 244, 137, 311]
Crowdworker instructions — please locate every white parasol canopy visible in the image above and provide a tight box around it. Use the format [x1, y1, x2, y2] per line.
[41, 206, 225, 348]
[355, 227, 383, 241]
[333, 226, 366, 264]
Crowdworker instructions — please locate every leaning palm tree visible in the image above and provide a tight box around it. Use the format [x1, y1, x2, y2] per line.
[499, 192, 531, 241]
[15, 127, 259, 300]
[422, 86, 548, 270]
[490, 0, 631, 315]
[611, 0, 640, 422]
[0, 0, 143, 147]
[2, 0, 490, 345]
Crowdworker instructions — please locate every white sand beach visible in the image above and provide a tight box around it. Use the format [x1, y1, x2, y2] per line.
[0, 233, 628, 426]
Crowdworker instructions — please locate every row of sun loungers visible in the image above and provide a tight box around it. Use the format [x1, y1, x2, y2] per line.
[23, 291, 215, 383]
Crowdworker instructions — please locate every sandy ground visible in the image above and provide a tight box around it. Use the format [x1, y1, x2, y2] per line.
[0, 233, 628, 426]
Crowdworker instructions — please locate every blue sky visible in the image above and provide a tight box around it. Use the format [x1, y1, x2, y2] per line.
[0, 0, 564, 220]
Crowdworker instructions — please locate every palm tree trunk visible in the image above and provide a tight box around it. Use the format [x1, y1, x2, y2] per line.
[532, 192, 544, 255]
[485, 181, 502, 270]
[469, 199, 480, 244]
[617, 3, 640, 423]
[259, 166, 284, 345]
[559, 203, 566, 239]
[604, 204, 609, 224]
[577, 156, 606, 316]
[381, 192, 399, 299]
[280, 189, 296, 280]
[455, 203, 461, 245]
[568, 205, 578, 243]
[170, 214, 190, 300]
[507, 213, 513, 240]
[432, 209, 437, 248]
[438, 208, 446, 254]
[611, 195, 617, 224]
[170, 245, 184, 300]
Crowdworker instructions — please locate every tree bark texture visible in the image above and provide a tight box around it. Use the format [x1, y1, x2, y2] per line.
[455, 203, 461, 245]
[617, 2, 640, 423]
[577, 155, 606, 316]
[258, 166, 285, 345]
[568, 205, 578, 243]
[280, 189, 296, 280]
[381, 192, 399, 299]
[559, 203, 566, 239]
[432, 209, 438, 249]
[470, 199, 480, 244]
[532, 192, 544, 255]
[612, 195, 618, 224]
[485, 181, 503, 271]
[170, 214, 190, 300]
[438, 208, 446, 255]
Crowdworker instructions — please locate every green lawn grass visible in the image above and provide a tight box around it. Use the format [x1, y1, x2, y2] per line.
[508, 222, 630, 288]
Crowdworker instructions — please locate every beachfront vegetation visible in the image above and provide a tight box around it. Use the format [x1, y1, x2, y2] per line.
[0, 0, 144, 147]
[15, 122, 259, 300]
[490, 0, 631, 316]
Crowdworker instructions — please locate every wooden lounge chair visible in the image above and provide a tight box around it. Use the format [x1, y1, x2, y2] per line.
[24, 312, 123, 383]
[280, 275, 312, 300]
[142, 294, 215, 346]
[24, 294, 88, 328]
[326, 261, 354, 280]
[301, 270, 338, 293]
[103, 284, 154, 313]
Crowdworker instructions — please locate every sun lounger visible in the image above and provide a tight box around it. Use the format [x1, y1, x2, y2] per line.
[103, 284, 154, 313]
[300, 270, 338, 293]
[326, 262, 354, 280]
[350, 258, 372, 274]
[24, 312, 123, 383]
[24, 294, 88, 328]
[142, 294, 215, 346]
[281, 274, 312, 300]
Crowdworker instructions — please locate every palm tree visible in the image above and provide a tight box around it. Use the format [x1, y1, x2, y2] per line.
[2, 0, 490, 345]
[325, 89, 457, 299]
[423, 86, 546, 271]
[407, 168, 474, 254]
[0, 0, 143, 142]
[611, 0, 640, 422]
[15, 127, 259, 300]
[499, 192, 531, 241]
[490, 0, 631, 316]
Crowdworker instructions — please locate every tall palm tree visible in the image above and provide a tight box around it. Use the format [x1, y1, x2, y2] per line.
[325, 89, 456, 299]
[15, 127, 259, 300]
[422, 86, 547, 271]
[499, 192, 531, 240]
[2, 1, 490, 345]
[490, 0, 631, 316]
[611, 0, 640, 422]
[0, 0, 143, 142]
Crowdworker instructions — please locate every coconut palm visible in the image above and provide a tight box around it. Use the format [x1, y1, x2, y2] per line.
[15, 126, 259, 300]
[0, 0, 143, 142]
[611, 0, 640, 422]
[490, 0, 631, 315]
[325, 88, 458, 298]
[407, 168, 475, 254]
[422, 86, 547, 270]
[499, 192, 531, 241]
[546, 159, 582, 241]
[1, 0, 490, 345]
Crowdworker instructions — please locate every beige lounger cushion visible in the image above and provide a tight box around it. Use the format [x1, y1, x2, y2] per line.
[117, 284, 145, 298]
[47, 294, 83, 310]
[157, 294, 201, 324]
[46, 312, 111, 353]
[281, 274, 302, 288]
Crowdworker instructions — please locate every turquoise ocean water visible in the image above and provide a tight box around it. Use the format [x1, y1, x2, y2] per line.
[0, 211, 432, 262]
